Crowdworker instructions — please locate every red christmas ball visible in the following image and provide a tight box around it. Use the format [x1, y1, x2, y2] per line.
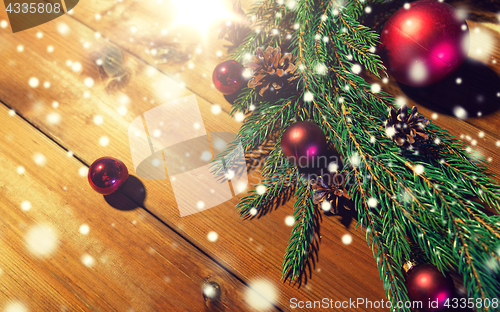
[379, 0, 469, 87]
[88, 157, 129, 195]
[212, 60, 245, 95]
[405, 264, 455, 311]
[281, 121, 327, 168]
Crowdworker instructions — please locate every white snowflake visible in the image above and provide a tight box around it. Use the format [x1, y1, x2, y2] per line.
[29, 77, 39, 88]
[303, 91, 314, 102]
[284, 216, 295, 226]
[453, 106, 468, 119]
[84, 78, 94, 88]
[351, 64, 362, 74]
[256, 185, 266, 195]
[370, 83, 381, 93]
[26, 225, 58, 257]
[79, 224, 90, 235]
[207, 231, 218, 242]
[21, 201, 32, 211]
[81, 254, 95, 267]
[414, 164, 425, 175]
[321, 201, 331, 211]
[341, 234, 353, 245]
[245, 280, 277, 310]
[33, 153, 47, 166]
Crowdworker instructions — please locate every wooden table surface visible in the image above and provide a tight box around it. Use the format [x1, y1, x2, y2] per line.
[0, 0, 499, 311]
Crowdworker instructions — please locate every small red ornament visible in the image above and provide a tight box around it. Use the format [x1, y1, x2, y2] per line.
[281, 121, 327, 168]
[379, 0, 469, 87]
[213, 60, 245, 95]
[405, 263, 455, 311]
[88, 157, 129, 195]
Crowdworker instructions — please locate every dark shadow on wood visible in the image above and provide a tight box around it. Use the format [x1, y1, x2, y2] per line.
[323, 198, 358, 229]
[399, 58, 500, 118]
[104, 175, 146, 211]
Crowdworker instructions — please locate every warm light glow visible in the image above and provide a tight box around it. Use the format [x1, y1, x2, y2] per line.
[170, 0, 235, 36]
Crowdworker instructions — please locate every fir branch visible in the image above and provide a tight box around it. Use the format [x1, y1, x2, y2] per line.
[216, 1, 500, 309]
[282, 181, 318, 282]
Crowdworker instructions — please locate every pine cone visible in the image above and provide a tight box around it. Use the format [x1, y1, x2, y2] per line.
[385, 105, 430, 149]
[245, 46, 298, 100]
[311, 173, 349, 214]
[218, 1, 251, 52]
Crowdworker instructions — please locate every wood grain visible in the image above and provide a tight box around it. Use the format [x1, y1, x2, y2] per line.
[0, 107, 265, 310]
[0, 0, 500, 311]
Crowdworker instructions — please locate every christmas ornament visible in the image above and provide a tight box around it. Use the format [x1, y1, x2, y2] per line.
[281, 121, 327, 168]
[385, 104, 430, 149]
[88, 157, 129, 195]
[245, 46, 298, 99]
[212, 60, 245, 95]
[404, 262, 455, 312]
[311, 173, 349, 214]
[379, 0, 469, 87]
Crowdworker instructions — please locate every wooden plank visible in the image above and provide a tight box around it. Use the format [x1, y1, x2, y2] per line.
[1, 3, 500, 312]
[0, 105, 263, 311]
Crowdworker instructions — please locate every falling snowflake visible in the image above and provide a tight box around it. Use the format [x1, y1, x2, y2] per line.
[284, 216, 295, 226]
[414, 164, 425, 175]
[211, 104, 222, 115]
[81, 254, 95, 268]
[57, 23, 70, 35]
[21, 201, 32, 211]
[453, 106, 468, 119]
[29, 77, 39, 88]
[47, 112, 61, 125]
[79, 224, 90, 235]
[33, 153, 47, 166]
[79, 167, 88, 177]
[350, 153, 361, 167]
[315, 63, 327, 75]
[370, 83, 381, 93]
[25, 224, 58, 257]
[245, 280, 277, 310]
[117, 106, 127, 116]
[207, 231, 218, 242]
[94, 115, 104, 125]
[99, 136, 110, 146]
[4, 301, 29, 312]
[303, 91, 314, 102]
[409, 62, 427, 84]
[256, 185, 266, 195]
[321, 201, 331, 211]
[234, 112, 245, 122]
[197, 201, 205, 210]
[367, 197, 378, 208]
[351, 64, 362, 74]
[341, 233, 353, 245]
[84, 78, 94, 88]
